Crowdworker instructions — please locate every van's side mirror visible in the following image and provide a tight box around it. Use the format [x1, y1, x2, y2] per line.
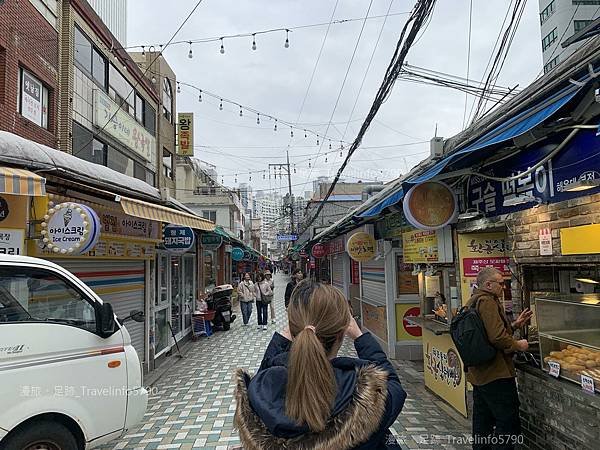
[97, 302, 117, 338]
[129, 310, 144, 323]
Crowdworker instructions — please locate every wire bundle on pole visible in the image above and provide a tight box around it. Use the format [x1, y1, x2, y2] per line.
[300, 0, 438, 237]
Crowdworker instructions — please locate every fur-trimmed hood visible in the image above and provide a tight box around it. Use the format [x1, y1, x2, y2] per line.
[234, 363, 393, 450]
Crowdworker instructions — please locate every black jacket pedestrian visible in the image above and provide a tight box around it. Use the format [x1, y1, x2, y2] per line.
[284, 280, 296, 308]
[234, 332, 407, 449]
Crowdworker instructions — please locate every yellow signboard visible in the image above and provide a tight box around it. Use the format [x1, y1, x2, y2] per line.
[402, 229, 438, 263]
[178, 113, 194, 156]
[346, 232, 376, 262]
[457, 232, 509, 305]
[560, 224, 600, 255]
[422, 328, 467, 417]
[0, 194, 28, 229]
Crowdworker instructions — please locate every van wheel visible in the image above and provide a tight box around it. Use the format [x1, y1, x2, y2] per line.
[1, 420, 79, 450]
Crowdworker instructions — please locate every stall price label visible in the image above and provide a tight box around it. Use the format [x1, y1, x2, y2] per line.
[581, 374, 595, 395]
[548, 361, 560, 378]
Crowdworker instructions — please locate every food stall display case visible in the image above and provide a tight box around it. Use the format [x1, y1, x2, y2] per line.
[535, 293, 600, 392]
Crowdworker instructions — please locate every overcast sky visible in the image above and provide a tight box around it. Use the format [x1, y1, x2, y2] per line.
[127, 0, 543, 197]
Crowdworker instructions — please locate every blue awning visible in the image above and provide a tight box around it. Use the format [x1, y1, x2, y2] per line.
[358, 83, 582, 219]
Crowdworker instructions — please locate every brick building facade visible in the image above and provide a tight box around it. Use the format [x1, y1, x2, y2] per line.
[0, 0, 59, 148]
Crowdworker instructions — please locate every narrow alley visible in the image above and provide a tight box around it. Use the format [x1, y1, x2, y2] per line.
[100, 273, 470, 450]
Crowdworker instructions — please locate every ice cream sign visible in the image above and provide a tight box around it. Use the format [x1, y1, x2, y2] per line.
[42, 203, 100, 255]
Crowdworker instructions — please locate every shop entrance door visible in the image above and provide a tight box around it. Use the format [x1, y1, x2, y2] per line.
[182, 254, 195, 332]
[155, 253, 171, 358]
[170, 255, 182, 339]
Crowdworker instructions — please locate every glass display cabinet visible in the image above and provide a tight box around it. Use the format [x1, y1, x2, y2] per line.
[534, 293, 600, 392]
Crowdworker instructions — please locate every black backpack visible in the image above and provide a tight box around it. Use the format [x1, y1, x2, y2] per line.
[450, 299, 497, 368]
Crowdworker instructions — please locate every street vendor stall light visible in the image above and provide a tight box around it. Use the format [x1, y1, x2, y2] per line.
[457, 208, 482, 220]
[563, 178, 600, 192]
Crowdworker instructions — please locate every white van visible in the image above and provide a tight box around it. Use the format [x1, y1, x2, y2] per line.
[0, 255, 148, 450]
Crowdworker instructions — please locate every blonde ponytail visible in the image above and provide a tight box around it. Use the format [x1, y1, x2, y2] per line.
[285, 282, 351, 432]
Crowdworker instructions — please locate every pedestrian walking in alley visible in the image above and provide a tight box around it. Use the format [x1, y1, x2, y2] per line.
[254, 272, 273, 331]
[234, 281, 407, 449]
[466, 267, 533, 450]
[238, 272, 256, 326]
[264, 270, 276, 324]
[284, 268, 303, 308]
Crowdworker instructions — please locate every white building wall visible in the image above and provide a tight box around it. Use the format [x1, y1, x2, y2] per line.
[88, 0, 128, 46]
[540, 0, 600, 71]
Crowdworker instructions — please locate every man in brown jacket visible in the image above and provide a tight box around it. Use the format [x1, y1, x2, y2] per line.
[467, 267, 532, 450]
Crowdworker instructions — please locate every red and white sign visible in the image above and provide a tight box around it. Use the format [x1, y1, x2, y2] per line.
[462, 257, 510, 277]
[311, 243, 326, 258]
[328, 237, 345, 254]
[539, 227, 553, 256]
[309, 257, 316, 269]
[403, 307, 422, 337]
[351, 259, 360, 285]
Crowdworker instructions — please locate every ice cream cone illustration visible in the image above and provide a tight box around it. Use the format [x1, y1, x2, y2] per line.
[63, 208, 73, 227]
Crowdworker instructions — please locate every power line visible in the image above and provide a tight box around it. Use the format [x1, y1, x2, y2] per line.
[462, 0, 473, 129]
[301, 0, 438, 237]
[300, 0, 376, 193]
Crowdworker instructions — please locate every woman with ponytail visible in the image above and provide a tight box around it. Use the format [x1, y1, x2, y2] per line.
[234, 281, 406, 449]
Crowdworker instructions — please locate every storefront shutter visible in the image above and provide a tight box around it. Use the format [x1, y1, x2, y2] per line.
[331, 253, 345, 290]
[53, 260, 146, 362]
[361, 258, 386, 306]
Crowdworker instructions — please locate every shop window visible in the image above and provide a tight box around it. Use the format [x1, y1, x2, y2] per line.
[574, 20, 593, 33]
[74, 26, 92, 74]
[542, 28, 558, 51]
[163, 148, 173, 179]
[19, 69, 50, 129]
[202, 211, 217, 222]
[135, 94, 144, 124]
[145, 103, 156, 136]
[109, 64, 134, 115]
[162, 78, 173, 122]
[107, 146, 133, 176]
[72, 121, 106, 164]
[146, 170, 155, 187]
[133, 161, 146, 181]
[92, 48, 107, 90]
[396, 255, 419, 296]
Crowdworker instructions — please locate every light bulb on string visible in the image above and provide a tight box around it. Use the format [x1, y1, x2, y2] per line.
[235, 174, 238, 183]
[252, 34, 257, 51]
[263, 171, 266, 180]
[141, 46, 146, 56]
[308, 159, 311, 168]
[151, 76, 156, 84]
[188, 42, 193, 59]
[290, 127, 294, 138]
[340, 141, 344, 157]
[293, 165, 296, 174]
[329, 140, 332, 150]
[221, 177, 224, 184]
[316, 136, 320, 146]
[284, 29, 290, 48]
[304, 130, 307, 138]
[220, 38, 225, 54]
[177, 82, 181, 93]
[325, 156, 328, 163]
[219, 99, 223, 111]
[239, 105, 243, 117]
[198, 90, 202, 102]
[274, 119, 278, 132]
[249, 174, 252, 181]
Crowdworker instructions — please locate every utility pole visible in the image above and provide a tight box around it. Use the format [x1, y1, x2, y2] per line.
[268, 150, 295, 239]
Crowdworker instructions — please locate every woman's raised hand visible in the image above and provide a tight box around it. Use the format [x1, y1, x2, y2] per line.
[345, 316, 363, 341]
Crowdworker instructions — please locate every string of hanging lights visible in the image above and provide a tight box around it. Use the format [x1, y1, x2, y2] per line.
[142, 66, 354, 146]
[128, 11, 411, 55]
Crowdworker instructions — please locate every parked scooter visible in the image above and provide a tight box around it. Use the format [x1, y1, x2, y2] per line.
[206, 284, 236, 331]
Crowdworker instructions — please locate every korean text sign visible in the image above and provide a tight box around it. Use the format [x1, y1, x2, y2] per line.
[178, 113, 194, 156]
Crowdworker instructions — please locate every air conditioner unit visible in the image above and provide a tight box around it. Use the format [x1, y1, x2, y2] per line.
[430, 137, 444, 158]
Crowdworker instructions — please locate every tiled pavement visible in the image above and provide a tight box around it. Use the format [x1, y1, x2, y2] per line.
[100, 274, 471, 449]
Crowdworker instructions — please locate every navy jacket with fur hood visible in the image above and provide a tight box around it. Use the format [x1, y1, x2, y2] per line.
[234, 332, 407, 449]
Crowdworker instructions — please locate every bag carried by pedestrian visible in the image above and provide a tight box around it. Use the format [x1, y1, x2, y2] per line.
[450, 299, 497, 368]
[257, 281, 273, 305]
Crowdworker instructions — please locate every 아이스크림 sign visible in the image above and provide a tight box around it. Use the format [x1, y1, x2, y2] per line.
[163, 224, 195, 254]
[42, 203, 100, 255]
[346, 232, 376, 262]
